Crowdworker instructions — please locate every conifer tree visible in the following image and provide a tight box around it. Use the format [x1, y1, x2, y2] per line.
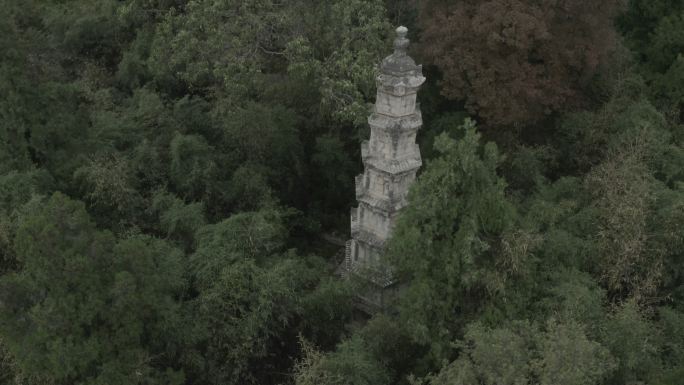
[386, 119, 517, 362]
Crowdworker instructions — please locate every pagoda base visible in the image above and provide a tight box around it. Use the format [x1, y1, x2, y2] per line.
[337, 240, 401, 315]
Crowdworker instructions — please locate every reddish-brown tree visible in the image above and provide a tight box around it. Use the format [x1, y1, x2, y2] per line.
[419, 0, 624, 127]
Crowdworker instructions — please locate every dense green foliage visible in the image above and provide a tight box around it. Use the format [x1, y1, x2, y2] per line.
[0, 1, 682, 385]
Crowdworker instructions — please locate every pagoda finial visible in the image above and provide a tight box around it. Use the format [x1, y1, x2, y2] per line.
[381, 26, 419, 74]
[393, 26, 409, 56]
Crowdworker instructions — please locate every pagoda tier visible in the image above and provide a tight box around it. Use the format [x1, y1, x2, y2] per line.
[345, 26, 425, 292]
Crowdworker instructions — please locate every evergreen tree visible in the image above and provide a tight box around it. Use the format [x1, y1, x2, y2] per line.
[0, 193, 185, 384]
[386, 119, 517, 363]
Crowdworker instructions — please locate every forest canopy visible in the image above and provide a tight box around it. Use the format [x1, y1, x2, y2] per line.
[0, 1, 683, 385]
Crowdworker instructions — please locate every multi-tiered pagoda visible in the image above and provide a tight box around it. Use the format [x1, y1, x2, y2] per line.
[343, 26, 425, 311]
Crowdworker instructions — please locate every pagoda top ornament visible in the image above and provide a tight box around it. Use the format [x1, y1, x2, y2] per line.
[380, 26, 422, 76]
[378, 27, 425, 98]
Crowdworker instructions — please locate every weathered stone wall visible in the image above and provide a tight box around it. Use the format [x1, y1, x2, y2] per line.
[346, 26, 425, 300]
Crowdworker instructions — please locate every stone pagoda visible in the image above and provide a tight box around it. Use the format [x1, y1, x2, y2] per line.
[342, 26, 425, 311]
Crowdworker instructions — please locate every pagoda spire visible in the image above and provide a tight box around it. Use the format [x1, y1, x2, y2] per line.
[342, 26, 425, 311]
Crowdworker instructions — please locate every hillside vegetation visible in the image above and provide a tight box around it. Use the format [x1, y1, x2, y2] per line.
[0, 1, 683, 385]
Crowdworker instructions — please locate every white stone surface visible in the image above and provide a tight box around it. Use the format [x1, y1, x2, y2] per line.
[347, 26, 425, 288]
